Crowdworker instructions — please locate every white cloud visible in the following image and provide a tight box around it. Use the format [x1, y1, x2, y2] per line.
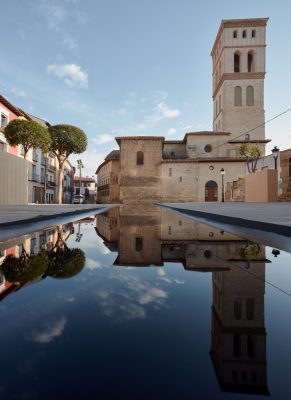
[10, 87, 26, 97]
[63, 35, 78, 50]
[29, 317, 67, 344]
[86, 258, 102, 270]
[92, 134, 115, 145]
[155, 102, 180, 119]
[118, 107, 133, 116]
[40, 1, 68, 32]
[47, 63, 88, 88]
[167, 128, 177, 136]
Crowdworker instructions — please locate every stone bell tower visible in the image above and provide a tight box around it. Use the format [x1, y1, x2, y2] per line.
[211, 18, 268, 148]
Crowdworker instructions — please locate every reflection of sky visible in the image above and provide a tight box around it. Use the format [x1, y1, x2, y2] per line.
[1, 215, 291, 399]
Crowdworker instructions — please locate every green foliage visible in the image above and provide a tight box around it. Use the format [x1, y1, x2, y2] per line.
[239, 143, 262, 173]
[0, 251, 49, 284]
[47, 248, 86, 279]
[239, 143, 262, 158]
[4, 119, 51, 158]
[239, 244, 261, 260]
[49, 124, 87, 161]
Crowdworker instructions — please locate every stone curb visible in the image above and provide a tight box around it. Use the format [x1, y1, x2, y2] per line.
[159, 204, 291, 237]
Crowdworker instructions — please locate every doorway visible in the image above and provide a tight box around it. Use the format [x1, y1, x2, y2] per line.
[205, 181, 218, 201]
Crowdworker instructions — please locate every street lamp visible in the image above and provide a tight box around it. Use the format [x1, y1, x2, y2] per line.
[271, 146, 280, 170]
[77, 159, 84, 195]
[220, 168, 225, 202]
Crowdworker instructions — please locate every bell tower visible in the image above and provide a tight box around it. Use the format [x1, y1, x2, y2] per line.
[211, 18, 268, 149]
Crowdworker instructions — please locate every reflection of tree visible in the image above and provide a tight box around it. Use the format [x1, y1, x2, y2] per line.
[0, 248, 49, 284]
[46, 227, 86, 279]
[239, 243, 261, 260]
[0, 228, 86, 285]
[47, 248, 85, 279]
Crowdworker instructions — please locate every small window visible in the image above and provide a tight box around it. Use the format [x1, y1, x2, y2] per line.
[234, 298, 242, 319]
[1, 113, 8, 128]
[252, 29, 256, 38]
[204, 144, 212, 153]
[169, 168, 172, 177]
[242, 29, 247, 38]
[135, 237, 143, 252]
[136, 151, 144, 165]
[234, 86, 242, 106]
[179, 176, 182, 182]
[245, 133, 250, 141]
[234, 52, 240, 72]
[248, 52, 254, 72]
[233, 30, 237, 38]
[246, 86, 254, 106]
[170, 151, 175, 157]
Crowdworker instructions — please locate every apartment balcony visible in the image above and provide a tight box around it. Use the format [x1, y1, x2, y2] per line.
[47, 180, 56, 188]
[29, 173, 40, 182]
[32, 151, 38, 162]
[48, 164, 56, 172]
[41, 156, 46, 166]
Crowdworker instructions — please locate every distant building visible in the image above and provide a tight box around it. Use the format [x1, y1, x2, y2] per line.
[74, 176, 96, 202]
[96, 18, 270, 203]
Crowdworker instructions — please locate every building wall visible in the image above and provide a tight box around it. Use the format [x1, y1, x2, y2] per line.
[163, 143, 186, 158]
[279, 149, 291, 200]
[97, 159, 120, 203]
[245, 169, 278, 202]
[119, 138, 164, 202]
[0, 151, 28, 204]
[161, 161, 246, 202]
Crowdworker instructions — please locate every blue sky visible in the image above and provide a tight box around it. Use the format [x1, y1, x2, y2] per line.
[1, 0, 291, 176]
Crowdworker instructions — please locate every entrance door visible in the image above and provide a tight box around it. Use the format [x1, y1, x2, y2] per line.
[205, 181, 218, 202]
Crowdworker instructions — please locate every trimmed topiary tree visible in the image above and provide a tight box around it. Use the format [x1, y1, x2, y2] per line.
[49, 124, 87, 204]
[4, 119, 51, 159]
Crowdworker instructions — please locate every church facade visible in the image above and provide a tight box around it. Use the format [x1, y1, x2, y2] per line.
[96, 18, 270, 204]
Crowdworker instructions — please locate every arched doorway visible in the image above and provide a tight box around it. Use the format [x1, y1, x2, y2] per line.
[205, 181, 218, 202]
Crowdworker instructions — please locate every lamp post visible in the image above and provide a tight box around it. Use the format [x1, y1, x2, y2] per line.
[220, 168, 225, 202]
[271, 146, 279, 170]
[77, 159, 84, 195]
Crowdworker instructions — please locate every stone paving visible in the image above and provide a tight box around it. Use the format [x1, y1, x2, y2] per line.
[0, 204, 114, 226]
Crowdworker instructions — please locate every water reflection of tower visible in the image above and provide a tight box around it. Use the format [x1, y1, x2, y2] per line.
[210, 251, 269, 395]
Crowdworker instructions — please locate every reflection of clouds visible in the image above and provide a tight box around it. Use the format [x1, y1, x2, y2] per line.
[96, 275, 168, 321]
[157, 268, 185, 285]
[86, 258, 102, 270]
[28, 316, 67, 344]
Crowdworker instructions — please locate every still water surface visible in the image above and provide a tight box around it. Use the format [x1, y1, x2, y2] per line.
[0, 205, 291, 399]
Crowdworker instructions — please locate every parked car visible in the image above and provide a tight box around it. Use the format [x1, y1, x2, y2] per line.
[73, 195, 85, 204]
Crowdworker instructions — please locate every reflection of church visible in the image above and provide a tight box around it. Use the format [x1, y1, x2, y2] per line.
[95, 205, 269, 395]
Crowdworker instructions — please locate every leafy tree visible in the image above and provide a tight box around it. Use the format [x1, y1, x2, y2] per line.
[4, 119, 51, 159]
[239, 143, 262, 173]
[49, 124, 87, 204]
[0, 249, 49, 285]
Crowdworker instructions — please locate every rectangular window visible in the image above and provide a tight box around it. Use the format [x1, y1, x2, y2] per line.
[169, 168, 172, 177]
[0, 113, 8, 128]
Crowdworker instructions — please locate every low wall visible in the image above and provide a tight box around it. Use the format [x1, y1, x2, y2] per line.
[245, 169, 278, 202]
[0, 151, 28, 205]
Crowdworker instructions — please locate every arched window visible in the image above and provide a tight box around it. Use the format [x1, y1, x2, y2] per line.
[248, 51, 254, 72]
[234, 86, 242, 106]
[233, 30, 237, 38]
[242, 29, 247, 38]
[246, 86, 254, 106]
[234, 52, 240, 72]
[136, 151, 144, 165]
[252, 29, 256, 38]
[245, 133, 250, 141]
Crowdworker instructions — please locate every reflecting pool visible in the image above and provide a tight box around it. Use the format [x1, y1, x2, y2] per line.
[1, 205, 291, 399]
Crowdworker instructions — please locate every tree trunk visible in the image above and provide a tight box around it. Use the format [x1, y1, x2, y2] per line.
[56, 162, 64, 204]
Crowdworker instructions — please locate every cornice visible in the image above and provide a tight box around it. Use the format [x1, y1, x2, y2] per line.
[213, 72, 266, 98]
